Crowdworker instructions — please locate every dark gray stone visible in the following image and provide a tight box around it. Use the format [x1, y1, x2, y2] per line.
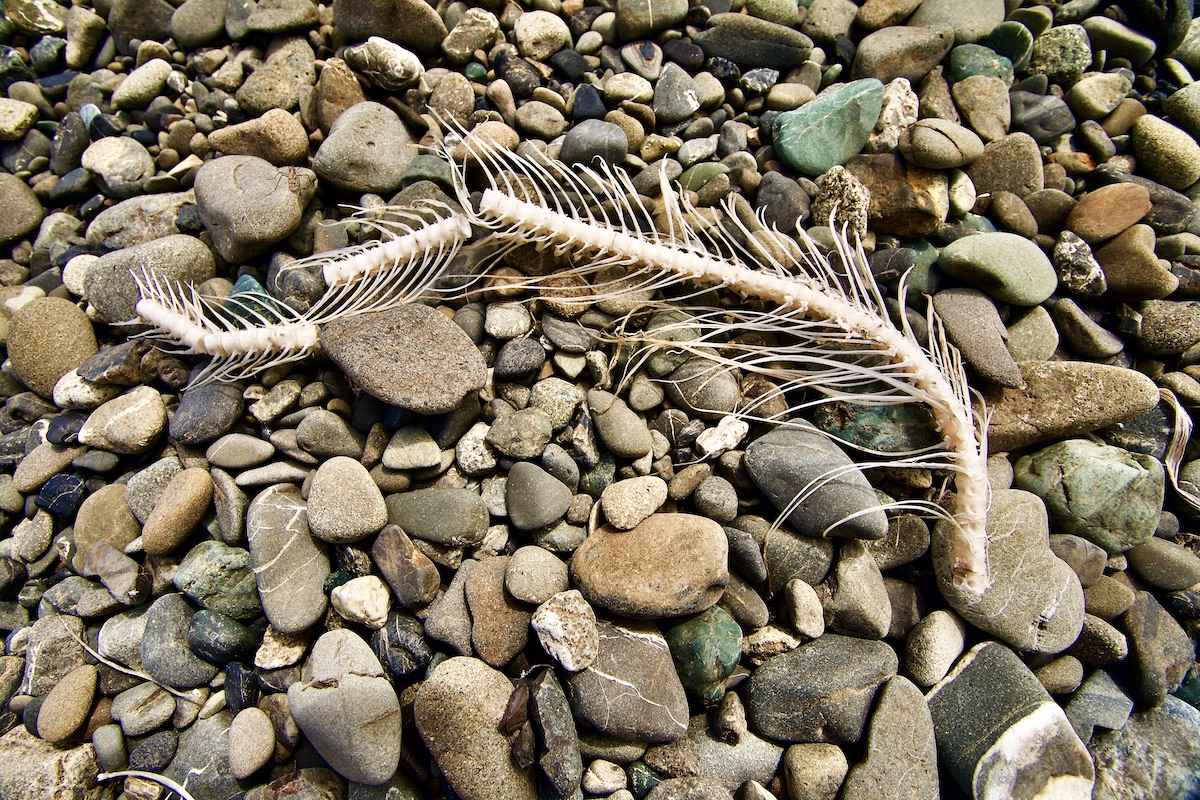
[744, 425, 888, 540]
[746, 634, 898, 743]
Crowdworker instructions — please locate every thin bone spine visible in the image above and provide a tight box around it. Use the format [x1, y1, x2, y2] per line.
[468, 168, 989, 593]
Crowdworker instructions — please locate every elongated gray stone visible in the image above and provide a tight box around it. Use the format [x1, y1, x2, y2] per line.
[246, 484, 330, 634]
[744, 425, 888, 540]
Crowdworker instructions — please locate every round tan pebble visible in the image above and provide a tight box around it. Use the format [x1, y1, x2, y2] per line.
[142, 467, 214, 555]
[37, 664, 98, 743]
[229, 706, 276, 779]
[456, 120, 519, 164]
[7, 296, 98, 398]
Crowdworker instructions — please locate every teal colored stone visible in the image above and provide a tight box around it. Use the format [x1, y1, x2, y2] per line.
[663, 606, 743, 703]
[678, 162, 730, 191]
[628, 761, 664, 799]
[578, 452, 616, 497]
[400, 153, 455, 188]
[226, 274, 289, 327]
[936, 232, 1057, 306]
[323, 570, 352, 593]
[464, 61, 488, 82]
[1174, 665, 1200, 708]
[173, 540, 262, 620]
[772, 78, 883, 177]
[811, 401, 942, 454]
[988, 21, 1034, 71]
[1013, 439, 1164, 554]
[947, 44, 1014, 86]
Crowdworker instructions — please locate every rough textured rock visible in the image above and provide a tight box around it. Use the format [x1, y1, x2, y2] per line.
[414, 657, 538, 800]
[747, 634, 898, 743]
[570, 513, 728, 618]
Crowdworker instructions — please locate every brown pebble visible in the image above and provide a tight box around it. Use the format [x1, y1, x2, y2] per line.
[1065, 183, 1152, 245]
[37, 664, 97, 743]
[7, 296, 98, 398]
[142, 467, 214, 555]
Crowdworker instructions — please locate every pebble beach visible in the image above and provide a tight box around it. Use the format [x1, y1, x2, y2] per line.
[0, 0, 1199, 798]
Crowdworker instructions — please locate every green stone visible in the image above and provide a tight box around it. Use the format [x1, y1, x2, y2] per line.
[746, 0, 799, 25]
[1173, 665, 1200, 708]
[628, 761, 664, 799]
[811, 401, 942, 454]
[663, 606, 743, 704]
[1013, 439, 1164, 554]
[400, 153, 455, 188]
[173, 540, 262, 621]
[936, 231, 1057, 306]
[578, 452, 616, 497]
[988, 21, 1034, 71]
[678, 162, 730, 192]
[772, 78, 883, 177]
[464, 61, 488, 82]
[947, 44, 1014, 85]
[1028, 23, 1091, 84]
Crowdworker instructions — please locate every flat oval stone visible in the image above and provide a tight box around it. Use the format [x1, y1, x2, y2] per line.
[36, 664, 96, 743]
[307, 456, 387, 543]
[1133, 115, 1200, 191]
[506, 545, 569, 604]
[899, 118, 985, 169]
[985, 361, 1159, 452]
[7, 296, 98, 398]
[571, 513, 729, 619]
[193, 155, 317, 263]
[246, 484, 330, 634]
[288, 629, 401, 785]
[322, 304, 486, 414]
[937, 232, 1057, 306]
[228, 707, 275, 780]
[414, 657, 538, 800]
[142, 466, 213, 556]
[1065, 183, 1151, 245]
[744, 425, 888, 540]
[694, 13, 813, 69]
[386, 487, 488, 546]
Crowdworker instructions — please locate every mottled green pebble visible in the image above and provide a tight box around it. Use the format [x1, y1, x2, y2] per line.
[663, 606, 743, 703]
